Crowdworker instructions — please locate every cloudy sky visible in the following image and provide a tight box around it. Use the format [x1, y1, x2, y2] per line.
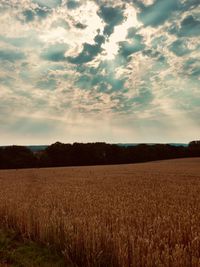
[0, 0, 199, 145]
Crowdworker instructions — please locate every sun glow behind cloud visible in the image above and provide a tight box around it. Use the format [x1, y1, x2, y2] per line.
[103, 4, 141, 59]
[0, 0, 200, 145]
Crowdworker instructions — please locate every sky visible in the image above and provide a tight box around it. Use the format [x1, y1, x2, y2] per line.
[0, 0, 200, 145]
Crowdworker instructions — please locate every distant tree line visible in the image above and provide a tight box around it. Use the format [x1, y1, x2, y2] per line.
[0, 141, 200, 169]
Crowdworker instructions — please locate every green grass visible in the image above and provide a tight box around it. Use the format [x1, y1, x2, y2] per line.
[0, 228, 67, 267]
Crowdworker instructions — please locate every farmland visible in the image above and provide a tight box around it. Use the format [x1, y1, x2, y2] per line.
[0, 158, 200, 267]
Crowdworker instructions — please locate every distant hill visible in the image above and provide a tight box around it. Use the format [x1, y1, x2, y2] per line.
[27, 145, 48, 152]
[0, 145, 48, 152]
[27, 143, 189, 150]
[116, 143, 188, 147]
[1, 143, 188, 152]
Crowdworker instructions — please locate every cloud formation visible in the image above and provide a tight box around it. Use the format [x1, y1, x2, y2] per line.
[0, 0, 199, 144]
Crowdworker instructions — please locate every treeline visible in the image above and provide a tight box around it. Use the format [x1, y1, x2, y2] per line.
[0, 141, 200, 169]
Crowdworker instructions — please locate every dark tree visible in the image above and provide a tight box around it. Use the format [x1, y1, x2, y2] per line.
[0, 146, 36, 169]
[0, 140, 199, 169]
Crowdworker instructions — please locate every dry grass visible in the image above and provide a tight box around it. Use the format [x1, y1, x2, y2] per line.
[0, 158, 200, 267]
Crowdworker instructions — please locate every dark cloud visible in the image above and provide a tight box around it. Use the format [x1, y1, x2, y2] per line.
[98, 6, 124, 36]
[41, 44, 69, 62]
[75, 75, 91, 90]
[67, 0, 81, 9]
[74, 60, 126, 94]
[151, 35, 167, 49]
[119, 34, 145, 59]
[96, 75, 125, 93]
[178, 15, 200, 37]
[191, 67, 200, 78]
[143, 49, 162, 59]
[180, 0, 200, 11]
[137, 0, 179, 27]
[133, 87, 153, 106]
[169, 39, 191, 57]
[22, 7, 50, 22]
[109, 86, 153, 114]
[0, 50, 25, 62]
[74, 22, 87, 29]
[23, 10, 35, 22]
[67, 33, 105, 64]
[127, 27, 137, 39]
[108, 76, 126, 92]
[93, 64, 126, 93]
[35, 7, 51, 19]
[183, 59, 200, 80]
[68, 43, 102, 64]
[191, 67, 200, 79]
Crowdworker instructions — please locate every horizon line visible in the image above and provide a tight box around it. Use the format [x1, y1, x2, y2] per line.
[0, 141, 192, 147]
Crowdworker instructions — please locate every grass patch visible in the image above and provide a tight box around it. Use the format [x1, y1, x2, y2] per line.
[0, 228, 66, 267]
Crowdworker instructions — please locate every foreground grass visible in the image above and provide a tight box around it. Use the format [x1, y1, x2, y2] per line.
[0, 228, 66, 267]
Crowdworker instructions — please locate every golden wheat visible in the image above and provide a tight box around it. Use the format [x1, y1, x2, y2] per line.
[0, 158, 200, 267]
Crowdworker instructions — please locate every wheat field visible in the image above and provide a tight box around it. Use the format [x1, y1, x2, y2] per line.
[0, 158, 200, 267]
